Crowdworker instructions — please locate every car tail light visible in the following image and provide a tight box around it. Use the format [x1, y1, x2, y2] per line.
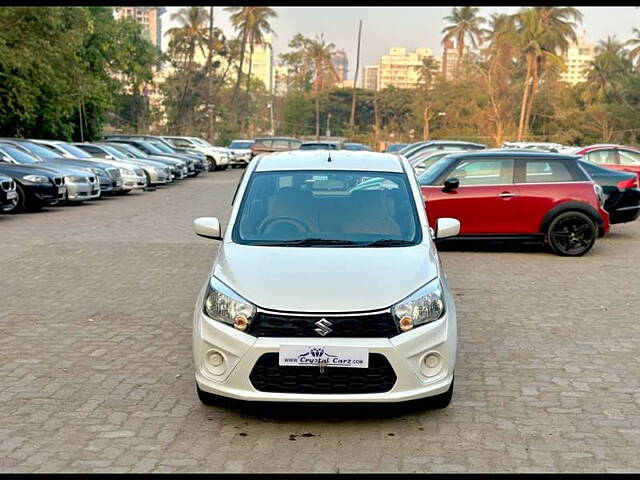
[250, 144, 257, 152]
[617, 177, 639, 189]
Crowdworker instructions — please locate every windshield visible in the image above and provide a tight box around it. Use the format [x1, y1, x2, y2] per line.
[233, 170, 421, 247]
[0, 144, 43, 164]
[299, 143, 339, 150]
[229, 141, 253, 149]
[16, 141, 60, 160]
[149, 141, 175, 153]
[386, 143, 407, 153]
[418, 157, 457, 185]
[112, 143, 146, 158]
[98, 144, 129, 158]
[191, 137, 214, 148]
[136, 142, 164, 155]
[58, 143, 92, 159]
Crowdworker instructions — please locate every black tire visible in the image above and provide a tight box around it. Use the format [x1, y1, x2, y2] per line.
[426, 375, 454, 409]
[207, 156, 217, 172]
[546, 211, 596, 257]
[196, 384, 229, 407]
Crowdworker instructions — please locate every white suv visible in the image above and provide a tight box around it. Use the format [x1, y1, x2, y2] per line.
[192, 150, 460, 407]
[163, 136, 230, 171]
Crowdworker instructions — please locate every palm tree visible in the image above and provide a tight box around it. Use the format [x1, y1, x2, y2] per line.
[626, 27, 640, 71]
[441, 7, 486, 73]
[243, 7, 277, 125]
[515, 7, 582, 140]
[226, 7, 277, 110]
[415, 56, 441, 140]
[583, 37, 633, 104]
[286, 33, 340, 139]
[165, 7, 210, 132]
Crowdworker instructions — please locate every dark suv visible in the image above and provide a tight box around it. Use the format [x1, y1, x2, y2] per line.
[250, 137, 302, 159]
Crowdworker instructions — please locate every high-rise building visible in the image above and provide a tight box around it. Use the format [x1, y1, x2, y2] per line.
[441, 40, 468, 81]
[189, 34, 274, 93]
[114, 7, 163, 48]
[559, 32, 596, 85]
[331, 51, 349, 82]
[373, 47, 441, 90]
[363, 65, 379, 90]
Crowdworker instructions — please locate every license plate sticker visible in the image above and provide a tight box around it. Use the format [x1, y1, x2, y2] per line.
[7, 191, 17, 199]
[279, 345, 369, 368]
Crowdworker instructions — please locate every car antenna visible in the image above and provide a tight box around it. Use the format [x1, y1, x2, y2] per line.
[327, 151, 332, 162]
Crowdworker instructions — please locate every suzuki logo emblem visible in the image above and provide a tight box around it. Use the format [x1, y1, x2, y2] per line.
[314, 318, 333, 336]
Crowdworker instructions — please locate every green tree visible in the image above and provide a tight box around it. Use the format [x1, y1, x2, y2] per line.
[441, 7, 486, 73]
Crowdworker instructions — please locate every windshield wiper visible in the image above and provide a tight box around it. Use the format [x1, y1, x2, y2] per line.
[254, 238, 359, 247]
[362, 239, 415, 247]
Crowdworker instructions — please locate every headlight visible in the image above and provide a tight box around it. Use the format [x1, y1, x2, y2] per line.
[119, 168, 135, 176]
[22, 174, 50, 183]
[65, 175, 86, 183]
[391, 278, 445, 332]
[203, 277, 256, 332]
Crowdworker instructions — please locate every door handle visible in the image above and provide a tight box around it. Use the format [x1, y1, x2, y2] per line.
[498, 192, 518, 198]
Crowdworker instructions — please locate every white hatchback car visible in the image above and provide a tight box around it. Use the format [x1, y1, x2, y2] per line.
[192, 150, 460, 407]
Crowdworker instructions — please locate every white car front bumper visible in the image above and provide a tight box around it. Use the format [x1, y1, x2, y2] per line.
[193, 288, 457, 403]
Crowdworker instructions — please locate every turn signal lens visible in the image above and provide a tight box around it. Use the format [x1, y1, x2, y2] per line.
[233, 316, 248, 331]
[399, 316, 414, 331]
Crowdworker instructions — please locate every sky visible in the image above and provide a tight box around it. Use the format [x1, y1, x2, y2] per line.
[160, 6, 640, 82]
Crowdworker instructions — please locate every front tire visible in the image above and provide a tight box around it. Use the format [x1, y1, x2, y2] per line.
[546, 211, 596, 257]
[7, 183, 25, 213]
[207, 156, 217, 172]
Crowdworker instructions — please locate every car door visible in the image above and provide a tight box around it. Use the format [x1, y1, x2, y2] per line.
[615, 148, 640, 180]
[515, 158, 583, 233]
[423, 157, 522, 235]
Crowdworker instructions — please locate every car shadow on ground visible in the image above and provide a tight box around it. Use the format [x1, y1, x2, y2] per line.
[209, 397, 444, 421]
[436, 239, 548, 254]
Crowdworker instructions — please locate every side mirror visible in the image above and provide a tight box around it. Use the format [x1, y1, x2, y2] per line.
[442, 177, 460, 193]
[435, 217, 460, 240]
[194, 217, 222, 240]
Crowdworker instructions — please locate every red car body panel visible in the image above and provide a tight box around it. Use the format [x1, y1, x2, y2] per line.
[421, 181, 610, 237]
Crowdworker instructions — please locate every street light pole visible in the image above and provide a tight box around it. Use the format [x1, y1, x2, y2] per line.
[326, 113, 332, 139]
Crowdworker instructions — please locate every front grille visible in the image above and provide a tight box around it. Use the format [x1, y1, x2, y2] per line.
[52, 177, 64, 186]
[247, 311, 399, 338]
[249, 353, 396, 394]
[106, 168, 119, 180]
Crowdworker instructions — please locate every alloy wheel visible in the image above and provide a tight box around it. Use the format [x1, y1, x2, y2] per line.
[548, 211, 596, 256]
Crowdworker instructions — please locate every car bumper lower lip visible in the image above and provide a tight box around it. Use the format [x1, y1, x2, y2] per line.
[66, 183, 100, 201]
[193, 307, 456, 403]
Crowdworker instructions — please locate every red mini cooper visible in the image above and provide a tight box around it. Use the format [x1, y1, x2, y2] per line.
[418, 151, 610, 256]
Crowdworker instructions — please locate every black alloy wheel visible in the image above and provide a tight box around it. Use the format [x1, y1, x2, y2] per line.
[547, 211, 597, 257]
[207, 156, 217, 172]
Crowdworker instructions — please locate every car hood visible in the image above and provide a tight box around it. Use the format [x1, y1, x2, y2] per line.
[0, 162, 63, 178]
[213, 242, 439, 313]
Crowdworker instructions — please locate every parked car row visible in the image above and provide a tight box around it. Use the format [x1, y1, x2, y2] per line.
[0, 134, 235, 214]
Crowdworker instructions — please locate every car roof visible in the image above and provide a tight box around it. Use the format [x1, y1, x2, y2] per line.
[448, 150, 580, 161]
[254, 150, 404, 173]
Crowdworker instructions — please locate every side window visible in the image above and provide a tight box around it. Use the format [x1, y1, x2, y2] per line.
[447, 159, 514, 186]
[618, 150, 640, 165]
[273, 139, 290, 149]
[290, 140, 302, 149]
[586, 150, 615, 164]
[82, 145, 103, 155]
[524, 160, 574, 183]
[257, 139, 273, 147]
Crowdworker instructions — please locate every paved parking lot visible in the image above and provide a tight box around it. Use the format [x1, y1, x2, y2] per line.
[1, 168, 640, 473]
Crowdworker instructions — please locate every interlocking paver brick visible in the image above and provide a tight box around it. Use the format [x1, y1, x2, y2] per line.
[1, 168, 639, 472]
